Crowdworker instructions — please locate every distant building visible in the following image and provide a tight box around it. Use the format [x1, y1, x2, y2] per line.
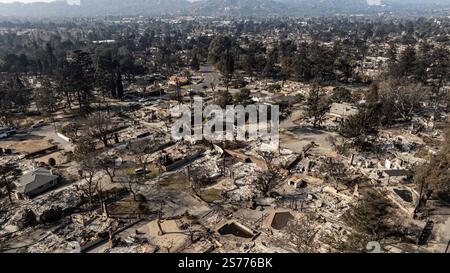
[168, 76, 190, 86]
[16, 168, 60, 198]
[92, 40, 116, 44]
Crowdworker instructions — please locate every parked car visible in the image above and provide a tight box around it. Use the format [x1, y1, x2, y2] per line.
[134, 168, 146, 176]
[0, 127, 16, 139]
[30, 120, 45, 129]
[128, 102, 142, 110]
[139, 97, 151, 103]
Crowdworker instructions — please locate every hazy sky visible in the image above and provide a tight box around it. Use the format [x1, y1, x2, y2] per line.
[0, 0, 54, 2]
[0, 0, 447, 4]
[0, 0, 79, 3]
[0, 0, 385, 3]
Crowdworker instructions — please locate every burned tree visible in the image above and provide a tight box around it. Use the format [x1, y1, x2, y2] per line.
[60, 122, 81, 140]
[256, 171, 279, 198]
[341, 190, 404, 252]
[255, 152, 280, 197]
[189, 167, 212, 196]
[125, 174, 139, 202]
[0, 161, 22, 204]
[128, 139, 156, 179]
[378, 80, 430, 121]
[414, 128, 450, 212]
[73, 137, 101, 206]
[83, 111, 114, 147]
[339, 106, 380, 149]
[99, 157, 117, 184]
[305, 84, 329, 128]
[34, 79, 59, 116]
[286, 214, 320, 253]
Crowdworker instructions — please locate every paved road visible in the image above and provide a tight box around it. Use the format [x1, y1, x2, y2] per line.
[32, 124, 74, 152]
[192, 64, 221, 92]
[437, 217, 450, 252]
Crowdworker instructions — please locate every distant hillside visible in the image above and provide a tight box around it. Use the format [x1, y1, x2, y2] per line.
[78, 0, 190, 16]
[0, 0, 190, 17]
[190, 0, 450, 16]
[190, 0, 287, 16]
[0, 0, 449, 18]
[279, 0, 381, 15]
[0, 1, 75, 17]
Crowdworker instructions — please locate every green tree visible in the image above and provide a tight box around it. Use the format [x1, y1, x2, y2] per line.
[208, 36, 233, 66]
[190, 54, 200, 71]
[65, 51, 95, 115]
[339, 106, 380, 148]
[208, 36, 235, 90]
[391, 46, 417, 79]
[0, 76, 31, 126]
[48, 158, 57, 167]
[331, 87, 353, 103]
[94, 48, 117, 99]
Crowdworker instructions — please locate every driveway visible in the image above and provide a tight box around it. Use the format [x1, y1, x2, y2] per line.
[32, 124, 74, 152]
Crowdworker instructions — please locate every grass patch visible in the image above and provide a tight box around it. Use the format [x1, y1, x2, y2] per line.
[181, 84, 195, 90]
[159, 173, 188, 191]
[199, 188, 223, 203]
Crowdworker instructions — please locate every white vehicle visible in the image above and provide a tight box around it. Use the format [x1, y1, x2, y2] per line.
[0, 127, 16, 139]
[139, 98, 151, 103]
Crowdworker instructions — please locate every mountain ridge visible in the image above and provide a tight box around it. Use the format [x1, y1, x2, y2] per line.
[0, 0, 449, 17]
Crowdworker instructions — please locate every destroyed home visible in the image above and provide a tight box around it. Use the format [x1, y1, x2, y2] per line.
[0, 5, 449, 258]
[328, 103, 359, 122]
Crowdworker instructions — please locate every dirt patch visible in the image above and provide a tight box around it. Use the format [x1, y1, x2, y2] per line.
[137, 220, 189, 253]
[280, 129, 337, 155]
[107, 197, 143, 217]
[0, 139, 55, 154]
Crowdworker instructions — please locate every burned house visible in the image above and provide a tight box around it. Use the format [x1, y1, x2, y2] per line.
[382, 169, 411, 184]
[328, 103, 359, 122]
[168, 76, 190, 86]
[263, 209, 296, 230]
[286, 174, 305, 189]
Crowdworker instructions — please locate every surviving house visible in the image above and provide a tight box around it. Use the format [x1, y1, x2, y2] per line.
[16, 168, 60, 198]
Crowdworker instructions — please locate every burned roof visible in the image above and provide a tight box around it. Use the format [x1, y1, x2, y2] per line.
[383, 169, 411, 177]
[329, 103, 359, 118]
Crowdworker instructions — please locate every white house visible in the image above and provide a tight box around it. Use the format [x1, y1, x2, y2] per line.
[16, 168, 60, 198]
